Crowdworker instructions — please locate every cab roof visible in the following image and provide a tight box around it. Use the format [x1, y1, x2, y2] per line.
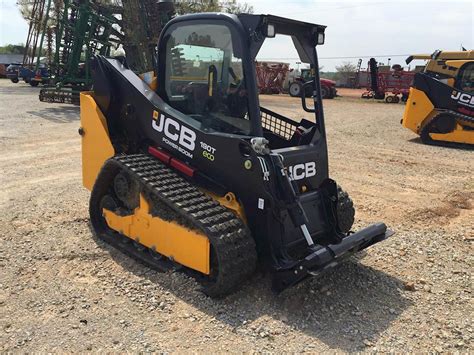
[238, 13, 326, 36]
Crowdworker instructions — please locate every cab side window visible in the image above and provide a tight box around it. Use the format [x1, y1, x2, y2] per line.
[162, 23, 250, 135]
[457, 62, 474, 93]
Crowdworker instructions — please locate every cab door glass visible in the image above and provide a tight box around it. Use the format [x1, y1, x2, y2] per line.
[457, 63, 474, 93]
[164, 23, 250, 135]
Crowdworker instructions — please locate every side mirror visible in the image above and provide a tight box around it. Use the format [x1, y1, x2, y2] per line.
[301, 80, 316, 113]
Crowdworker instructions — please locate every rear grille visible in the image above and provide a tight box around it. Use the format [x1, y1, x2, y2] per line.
[260, 106, 298, 141]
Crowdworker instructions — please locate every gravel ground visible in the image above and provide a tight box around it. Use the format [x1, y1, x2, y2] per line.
[0, 79, 472, 352]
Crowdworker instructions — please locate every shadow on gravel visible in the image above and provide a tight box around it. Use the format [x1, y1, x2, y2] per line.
[27, 105, 80, 123]
[408, 137, 474, 150]
[95, 233, 411, 352]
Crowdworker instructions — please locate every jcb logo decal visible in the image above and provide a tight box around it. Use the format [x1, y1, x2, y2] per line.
[451, 91, 474, 108]
[152, 111, 196, 151]
[288, 162, 317, 181]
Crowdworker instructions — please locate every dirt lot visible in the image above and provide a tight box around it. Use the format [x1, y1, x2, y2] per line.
[1, 80, 472, 352]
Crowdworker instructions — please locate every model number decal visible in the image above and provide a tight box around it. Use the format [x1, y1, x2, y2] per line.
[288, 162, 317, 181]
[200, 142, 216, 161]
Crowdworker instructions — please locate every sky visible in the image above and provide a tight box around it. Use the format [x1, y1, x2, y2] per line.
[0, 0, 472, 70]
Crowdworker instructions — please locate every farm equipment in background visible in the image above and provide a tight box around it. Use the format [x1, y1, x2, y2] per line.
[402, 53, 474, 146]
[38, 0, 120, 104]
[289, 68, 337, 99]
[255, 62, 290, 94]
[6, 63, 49, 84]
[80, 13, 393, 297]
[32, 0, 175, 105]
[7, 0, 52, 86]
[361, 58, 415, 103]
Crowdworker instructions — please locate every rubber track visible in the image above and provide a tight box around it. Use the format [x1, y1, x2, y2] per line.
[421, 110, 474, 145]
[90, 154, 257, 297]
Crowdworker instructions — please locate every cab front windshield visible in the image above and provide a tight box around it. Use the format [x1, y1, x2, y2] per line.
[164, 23, 250, 135]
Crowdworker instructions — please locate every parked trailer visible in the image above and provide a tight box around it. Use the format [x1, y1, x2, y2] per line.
[6, 63, 49, 85]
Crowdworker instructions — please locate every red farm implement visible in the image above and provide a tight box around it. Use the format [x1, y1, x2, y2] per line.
[255, 61, 290, 94]
[361, 58, 415, 103]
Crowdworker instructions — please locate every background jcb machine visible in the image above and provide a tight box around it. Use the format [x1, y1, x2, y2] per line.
[402, 50, 474, 145]
[80, 13, 393, 297]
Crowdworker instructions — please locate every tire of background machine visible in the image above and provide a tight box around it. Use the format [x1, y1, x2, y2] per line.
[321, 86, 328, 99]
[374, 92, 385, 100]
[29, 80, 39, 87]
[385, 95, 394, 103]
[11, 77, 19, 83]
[393, 95, 400, 104]
[337, 186, 355, 234]
[289, 82, 302, 97]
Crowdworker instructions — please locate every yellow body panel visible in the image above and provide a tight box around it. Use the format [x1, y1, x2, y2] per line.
[430, 125, 474, 145]
[80, 92, 115, 191]
[402, 87, 435, 134]
[139, 71, 158, 91]
[446, 78, 455, 87]
[209, 192, 246, 222]
[104, 194, 210, 274]
[444, 60, 471, 70]
[149, 77, 158, 91]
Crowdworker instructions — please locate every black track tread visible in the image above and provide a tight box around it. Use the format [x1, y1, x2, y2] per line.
[90, 154, 257, 298]
[448, 110, 474, 128]
[420, 111, 474, 145]
[457, 116, 474, 129]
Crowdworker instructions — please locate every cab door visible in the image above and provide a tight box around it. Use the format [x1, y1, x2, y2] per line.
[455, 62, 474, 93]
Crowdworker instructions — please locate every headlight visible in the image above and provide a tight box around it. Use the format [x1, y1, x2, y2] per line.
[317, 33, 325, 45]
[266, 24, 275, 38]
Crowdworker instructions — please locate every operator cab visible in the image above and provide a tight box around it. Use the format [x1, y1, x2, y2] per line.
[157, 13, 327, 150]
